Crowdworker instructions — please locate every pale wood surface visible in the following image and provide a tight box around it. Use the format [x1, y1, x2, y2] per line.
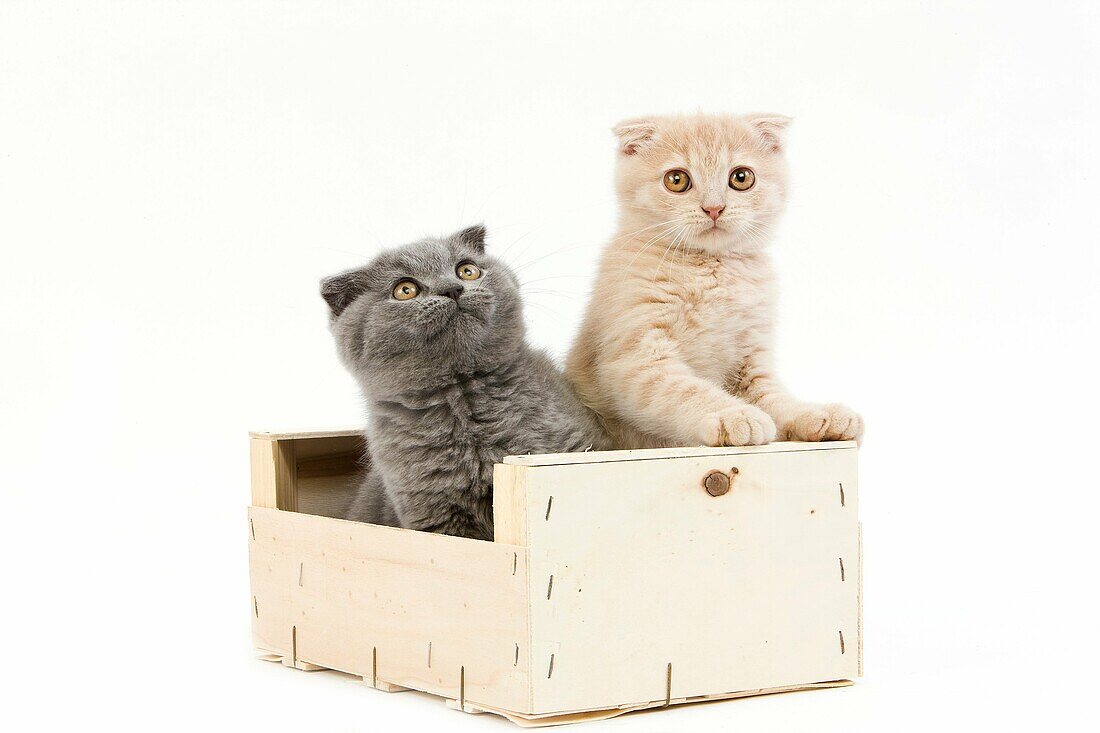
[492, 463, 528, 546]
[296, 474, 358, 519]
[502, 440, 857, 466]
[251, 434, 366, 518]
[459, 679, 852, 727]
[249, 427, 362, 440]
[497, 444, 860, 715]
[249, 437, 296, 511]
[248, 507, 533, 713]
[291, 434, 365, 518]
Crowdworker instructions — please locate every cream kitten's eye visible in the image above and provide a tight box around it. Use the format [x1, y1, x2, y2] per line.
[729, 167, 755, 191]
[663, 169, 691, 193]
[456, 262, 482, 281]
[392, 280, 419, 300]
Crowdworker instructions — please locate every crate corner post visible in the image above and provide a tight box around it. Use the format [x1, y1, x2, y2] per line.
[250, 433, 297, 511]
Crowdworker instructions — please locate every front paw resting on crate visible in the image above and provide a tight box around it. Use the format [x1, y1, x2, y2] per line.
[697, 404, 777, 446]
[785, 403, 863, 442]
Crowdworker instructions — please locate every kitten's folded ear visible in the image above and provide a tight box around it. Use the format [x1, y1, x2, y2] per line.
[612, 117, 658, 156]
[455, 223, 487, 253]
[749, 114, 792, 152]
[320, 269, 366, 319]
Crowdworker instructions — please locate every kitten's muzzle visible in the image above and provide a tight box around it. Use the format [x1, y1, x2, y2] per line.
[439, 285, 464, 301]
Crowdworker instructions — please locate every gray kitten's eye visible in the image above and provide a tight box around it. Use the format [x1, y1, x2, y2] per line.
[663, 169, 691, 193]
[729, 167, 755, 191]
[456, 262, 482, 281]
[392, 280, 419, 300]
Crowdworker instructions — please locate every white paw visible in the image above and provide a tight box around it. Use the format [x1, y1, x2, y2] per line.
[697, 404, 777, 446]
[787, 403, 863, 442]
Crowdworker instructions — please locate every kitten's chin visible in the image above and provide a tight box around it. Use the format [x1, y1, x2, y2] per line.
[422, 304, 494, 342]
[689, 226, 768, 256]
[686, 226, 739, 255]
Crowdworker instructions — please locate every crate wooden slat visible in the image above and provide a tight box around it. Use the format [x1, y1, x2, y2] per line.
[502, 439, 854, 466]
[248, 506, 532, 709]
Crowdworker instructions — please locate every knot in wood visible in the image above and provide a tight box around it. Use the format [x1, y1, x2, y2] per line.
[702, 470, 731, 497]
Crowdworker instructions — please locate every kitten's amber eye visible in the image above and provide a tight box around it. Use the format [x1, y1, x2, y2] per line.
[456, 262, 482, 281]
[663, 169, 692, 193]
[392, 280, 419, 300]
[729, 167, 756, 191]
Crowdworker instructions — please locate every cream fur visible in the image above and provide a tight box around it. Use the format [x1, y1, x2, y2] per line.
[566, 113, 863, 448]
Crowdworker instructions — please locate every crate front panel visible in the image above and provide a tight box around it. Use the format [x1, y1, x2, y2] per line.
[248, 507, 533, 712]
[521, 446, 859, 714]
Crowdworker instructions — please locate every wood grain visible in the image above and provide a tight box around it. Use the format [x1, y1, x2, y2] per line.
[497, 443, 860, 714]
[248, 507, 532, 713]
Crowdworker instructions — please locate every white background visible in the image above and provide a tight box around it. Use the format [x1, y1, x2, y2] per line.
[3, 1, 1098, 730]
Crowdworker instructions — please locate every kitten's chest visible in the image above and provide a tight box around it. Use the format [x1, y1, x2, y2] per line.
[372, 383, 515, 488]
[443, 378, 530, 450]
[672, 259, 772, 376]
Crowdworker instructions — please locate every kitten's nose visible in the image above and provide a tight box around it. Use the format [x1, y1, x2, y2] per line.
[440, 285, 464, 301]
[702, 205, 725, 222]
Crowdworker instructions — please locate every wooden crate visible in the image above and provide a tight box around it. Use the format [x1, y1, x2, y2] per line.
[248, 429, 862, 726]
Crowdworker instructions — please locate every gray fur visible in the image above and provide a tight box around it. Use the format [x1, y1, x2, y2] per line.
[322, 225, 609, 540]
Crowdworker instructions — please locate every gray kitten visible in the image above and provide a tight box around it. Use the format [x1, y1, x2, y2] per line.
[321, 225, 609, 540]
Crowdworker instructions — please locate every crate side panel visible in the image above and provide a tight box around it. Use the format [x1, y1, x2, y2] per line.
[248, 507, 532, 713]
[524, 446, 859, 714]
[248, 512, 296, 654]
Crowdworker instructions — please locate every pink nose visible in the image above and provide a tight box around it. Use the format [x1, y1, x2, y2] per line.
[702, 205, 725, 222]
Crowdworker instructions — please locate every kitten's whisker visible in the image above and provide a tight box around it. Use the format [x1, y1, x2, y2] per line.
[521, 288, 581, 300]
[621, 222, 689, 270]
[519, 274, 588, 285]
[509, 240, 603, 274]
[617, 216, 687, 239]
[655, 226, 691, 281]
[523, 299, 575, 326]
[652, 226, 686, 280]
[462, 182, 512, 225]
[497, 224, 547, 262]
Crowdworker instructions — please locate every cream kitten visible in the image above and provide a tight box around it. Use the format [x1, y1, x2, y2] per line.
[566, 113, 863, 448]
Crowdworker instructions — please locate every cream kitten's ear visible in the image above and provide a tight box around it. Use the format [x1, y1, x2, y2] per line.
[749, 114, 792, 152]
[613, 118, 658, 156]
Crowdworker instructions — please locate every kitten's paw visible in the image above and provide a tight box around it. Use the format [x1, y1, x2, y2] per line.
[786, 403, 863, 442]
[698, 404, 777, 446]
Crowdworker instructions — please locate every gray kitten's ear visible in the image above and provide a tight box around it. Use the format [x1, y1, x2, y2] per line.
[455, 224, 487, 253]
[320, 269, 365, 318]
[612, 117, 658, 155]
[749, 114, 792, 152]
